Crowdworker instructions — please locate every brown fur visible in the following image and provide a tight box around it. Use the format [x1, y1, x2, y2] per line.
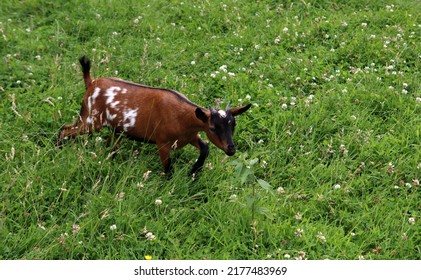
[57, 56, 251, 175]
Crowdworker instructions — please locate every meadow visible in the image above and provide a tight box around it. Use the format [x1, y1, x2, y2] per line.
[0, 0, 420, 260]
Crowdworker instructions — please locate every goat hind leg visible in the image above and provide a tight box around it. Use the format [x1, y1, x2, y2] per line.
[157, 143, 172, 175]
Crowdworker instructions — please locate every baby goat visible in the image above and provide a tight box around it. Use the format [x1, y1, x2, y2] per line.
[57, 56, 251, 175]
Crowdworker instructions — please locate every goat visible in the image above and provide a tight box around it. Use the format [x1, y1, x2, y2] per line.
[57, 56, 251, 175]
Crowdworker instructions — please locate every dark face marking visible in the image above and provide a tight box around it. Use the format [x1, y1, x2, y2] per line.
[209, 110, 236, 155]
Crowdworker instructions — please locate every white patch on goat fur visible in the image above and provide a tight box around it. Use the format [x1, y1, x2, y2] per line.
[105, 108, 117, 121]
[110, 101, 120, 109]
[123, 108, 138, 131]
[91, 87, 101, 104]
[87, 96, 92, 113]
[121, 88, 128, 94]
[105, 86, 121, 104]
[218, 110, 227, 118]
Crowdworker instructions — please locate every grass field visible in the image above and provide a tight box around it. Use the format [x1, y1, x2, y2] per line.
[1, 0, 420, 260]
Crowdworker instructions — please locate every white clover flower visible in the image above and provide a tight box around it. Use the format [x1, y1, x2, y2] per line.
[339, 144, 348, 155]
[408, 217, 415, 225]
[116, 192, 125, 202]
[261, 160, 268, 168]
[334, 184, 341, 189]
[281, 103, 287, 110]
[191, 61, 196, 65]
[145, 232, 156, 240]
[143, 170, 152, 181]
[284, 254, 291, 259]
[296, 251, 306, 260]
[317, 232, 326, 242]
[72, 224, 80, 234]
[295, 228, 303, 238]
[416, 97, 421, 103]
[205, 162, 213, 170]
[276, 187, 285, 194]
[283, 27, 289, 33]
[110, 224, 117, 231]
[155, 199, 162, 206]
[295, 212, 302, 221]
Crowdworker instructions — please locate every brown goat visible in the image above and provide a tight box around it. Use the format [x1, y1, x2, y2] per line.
[57, 56, 251, 175]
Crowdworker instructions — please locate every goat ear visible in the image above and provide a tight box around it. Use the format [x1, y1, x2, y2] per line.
[230, 104, 251, 117]
[195, 107, 209, 123]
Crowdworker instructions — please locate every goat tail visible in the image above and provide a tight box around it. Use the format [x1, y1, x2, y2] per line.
[79, 55, 92, 89]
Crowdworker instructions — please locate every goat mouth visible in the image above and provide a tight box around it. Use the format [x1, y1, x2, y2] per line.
[225, 149, 236, 156]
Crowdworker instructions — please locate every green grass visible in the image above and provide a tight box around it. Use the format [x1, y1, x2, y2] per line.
[1, 0, 420, 260]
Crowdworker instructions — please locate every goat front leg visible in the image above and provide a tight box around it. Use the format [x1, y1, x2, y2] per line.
[57, 102, 103, 147]
[57, 120, 92, 147]
[189, 136, 209, 176]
